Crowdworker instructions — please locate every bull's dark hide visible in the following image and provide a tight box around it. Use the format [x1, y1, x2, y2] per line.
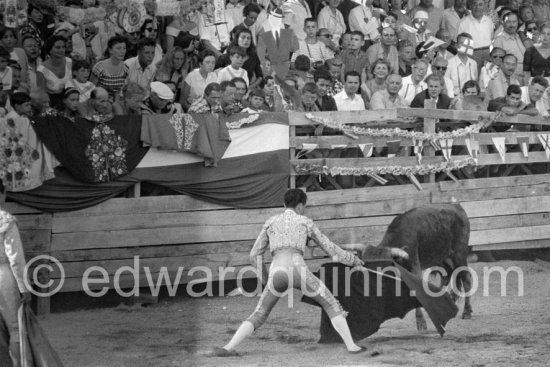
[302, 261, 458, 343]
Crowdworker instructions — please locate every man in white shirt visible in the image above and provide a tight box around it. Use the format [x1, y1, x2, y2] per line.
[348, 0, 380, 42]
[484, 54, 520, 103]
[199, 12, 235, 57]
[457, 0, 493, 73]
[445, 34, 478, 96]
[317, 0, 346, 45]
[291, 18, 334, 65]
[492, 12, 525, 80]
[282, 0, 312, 41]
[520, 77, 548, 116]
[333, 70, 366, 110]
[125, 38, 157, 97]
[442, 0, 468, 42]
[399, 59, 428, 105]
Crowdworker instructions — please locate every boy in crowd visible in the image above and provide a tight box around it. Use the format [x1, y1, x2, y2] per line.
[242, 88, 266, 113]
[218, 46, 249, 87]
[66, 59, 96, 102]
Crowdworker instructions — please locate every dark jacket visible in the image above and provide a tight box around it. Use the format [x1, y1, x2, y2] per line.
[410, 90, 452, 109]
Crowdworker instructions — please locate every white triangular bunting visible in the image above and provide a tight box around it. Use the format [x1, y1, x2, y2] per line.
[465, 138, 479, 161]
[358, 143, 373, 157]
[492, 137, 506, 162]
[537, 134, 550, 159]
[516, 136, 530, 158]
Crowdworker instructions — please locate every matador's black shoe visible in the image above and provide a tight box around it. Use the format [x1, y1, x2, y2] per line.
[210, 347, 240, 357]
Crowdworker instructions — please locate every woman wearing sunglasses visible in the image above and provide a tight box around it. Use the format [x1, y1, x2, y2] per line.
[523, 23, 550, 85]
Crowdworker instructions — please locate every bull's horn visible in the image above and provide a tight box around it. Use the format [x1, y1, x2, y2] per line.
[390, 248, 409, 260]
[340, 243, 368, 251]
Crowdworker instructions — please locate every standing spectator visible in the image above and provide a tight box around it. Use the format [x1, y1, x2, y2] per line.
[366, 27, 399, 78]
[397, 40, 415, 77]
[405, 10, 433, 49]
[364, 59, 391, 101]
[348, 0, 381, 43]
[182, 49, 218, 111]
[282, 0, 313, 41]
[291, 19, 335, 68]
[313, 68, 337, 111]
[430, 56, 454, 98]
[188, 82, 223, 114]
[523, 24, 550, 85]
[65, 59, 95, 103]
[199, 5, 234, 57]
[493, 12, 525, 80]
[114, 82, 146, 115]
[217, 28, 263, 89]
[399, 59, 428, 105]
[37, 35, 72, 108]
[411, 73, 452, 109]
[226, 0, 246, 29]
[0, 209, 32, 367]
[333, 70, 366, 111]
[236, 3, 263, 45]
[90, 36, 129, 100]
[318, 0, 346, 46]
[0, 26, 27, 87]
[141, 81, 179, 115]
[479, 47, 505, 95]
[484, 54, 520, 103]
[532, 0, 550, 25]
[457, 0, 493, 73]
[408, 0, 443, 35]
[370, 73, 408, 109]
[125, 38, 157, 98]
[442, 0, 469, 42]
[445, 33, 478, 96]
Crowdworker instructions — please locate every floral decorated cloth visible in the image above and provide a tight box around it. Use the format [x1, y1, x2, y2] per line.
[0, 117, 59, 192]
[141, 113, 231, 167]
[30, 115, 149, 183]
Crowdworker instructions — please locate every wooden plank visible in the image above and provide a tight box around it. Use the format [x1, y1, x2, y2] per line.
[289, 110, 399, 126]
[470, 213, 550, 231]
[438, 173, 550, 191]
[54, 195, 232, 218]
[432, 183, 550, 203]
[396, 108, 549, 126]
[1, 202, 44, 214]
[461, 196, 550, 218]
[291, 135, 422, 148]
[470, 224, 550, 245]
[20, 229, 51, 253]
[307, 184, 435, 205]
[471, 239, 550, 251]
[13, 214, 52, 230]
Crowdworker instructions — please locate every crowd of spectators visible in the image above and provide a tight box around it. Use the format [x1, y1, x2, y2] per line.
[0, 0, 550, 122]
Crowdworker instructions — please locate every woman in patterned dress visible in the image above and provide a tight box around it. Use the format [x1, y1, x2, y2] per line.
[89, 35, 129, 101]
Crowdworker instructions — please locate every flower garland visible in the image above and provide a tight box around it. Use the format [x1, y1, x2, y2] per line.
[225, 114, 259, 129]
[294, 157, 477, 176]
[305, 113, 494, 141]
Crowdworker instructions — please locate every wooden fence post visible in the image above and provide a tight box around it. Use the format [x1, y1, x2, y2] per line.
[423, 100, 437, 183]
[290, 125, 296, 188]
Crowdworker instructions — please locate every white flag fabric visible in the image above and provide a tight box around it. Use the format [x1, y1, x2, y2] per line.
[492, 137, 506, 162]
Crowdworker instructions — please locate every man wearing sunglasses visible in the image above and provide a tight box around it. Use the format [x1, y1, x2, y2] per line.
[430, 56, 454, 98]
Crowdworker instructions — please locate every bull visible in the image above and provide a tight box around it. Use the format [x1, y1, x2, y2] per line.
[353, 204, 473, 331]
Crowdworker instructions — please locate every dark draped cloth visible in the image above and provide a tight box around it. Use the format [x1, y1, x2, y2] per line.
[30, 115, 149, 183]
[302, 262, 458, 343]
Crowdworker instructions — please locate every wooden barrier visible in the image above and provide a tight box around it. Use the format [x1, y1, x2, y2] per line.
[5, 109, 550, 314]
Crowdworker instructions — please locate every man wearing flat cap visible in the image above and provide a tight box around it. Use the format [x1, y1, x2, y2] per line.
[141, 81, 179, 114]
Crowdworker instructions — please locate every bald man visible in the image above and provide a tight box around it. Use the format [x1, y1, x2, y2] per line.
[78, 87, 121, 119]
[370, 74, 408, 109]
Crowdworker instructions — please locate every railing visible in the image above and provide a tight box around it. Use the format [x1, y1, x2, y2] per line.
[289, 102, 550, 190]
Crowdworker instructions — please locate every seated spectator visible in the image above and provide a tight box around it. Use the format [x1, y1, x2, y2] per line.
[154, 46, 188, 92]
[7, 61, 24, 93]
[318, 0, 346, 45]
[188, 82, 223, 114]
[0, 26, 27, 87]
[313, 68, 337, 111]
[241, 88, 266, 113]
[429, 56, 454, 98]
[399, 59, 428, 106]
[65, 59, 95, 103]
[435, 29, 455, 62]
[341, 31, 369, 78]
[410, 74, 452, 109]
[404, 10, 433, 49]
[462, 80, 481, 97]
[291, 18, 334, 68]
[232, 3, 263, 45]
[78, 87, 120, 122]
[479, 47, 506, 96]
[293, 55, 315, 91]
[141, 81, 180, 115]
[5, 92, 32, 119]
[348, 1, 381, 43]
[325, 57, 344, 96]
[220, 80, 243, 115]
[454, 80, 486, 111]
[366, 27, 399, 79]
[333, 71, 366, 111]
[488, 84, 537, 120]
[445, 33, 478, 96]
[520, 76, 549, 117]
[218, 46, 250, 87]
[114, 82, 146, 115]
[36, 35, 72, 107]
[484, 54, 520, 103]
[182, 49, 218, 111]
[364, 59, 391, 102]
[125, 37, 157, 98]
[397, 40, 415, 77]
[260, 76, 279, 112]
[523, 23, 550, 85]
[159, 80, 185, 114]
[370, 74, 408, 109]
[232, 77, 248, 104]
[58, 87, 80, 121]
[90, 36, 129, 100]
[199, 6, 234, 57]
[297, 82, 322, 112]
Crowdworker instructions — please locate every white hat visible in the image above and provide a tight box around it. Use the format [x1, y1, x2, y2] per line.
[150, 82, 174, 100]
[413, 10, 429, 20]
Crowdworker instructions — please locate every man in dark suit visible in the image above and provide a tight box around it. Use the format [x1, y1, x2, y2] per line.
[410, 74, 452, 109]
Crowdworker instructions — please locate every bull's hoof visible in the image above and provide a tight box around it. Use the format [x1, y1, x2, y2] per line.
[461, 313, 472, 320]
[416, 318, 428, 331]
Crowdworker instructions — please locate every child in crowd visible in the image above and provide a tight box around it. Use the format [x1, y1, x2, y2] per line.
[6, 92, 32, 119]
[217, 46, 249, 87]
[65, 59, 96, 102]
[0, 46, 13, 91]
[241, 88, 266, 113]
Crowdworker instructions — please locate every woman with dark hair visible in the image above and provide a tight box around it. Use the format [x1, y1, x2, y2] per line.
[90, 35, 129, 100]
[523, 23, 550, 85]
[174, 33, 201, 74]
[140, 18, 163, 66]
[216, 27, 263, 89]
[0, 26, 28, 83]
[18, 3, 54, 50]
[181, 49, 217, 110]
[37, 35, 72, 107]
